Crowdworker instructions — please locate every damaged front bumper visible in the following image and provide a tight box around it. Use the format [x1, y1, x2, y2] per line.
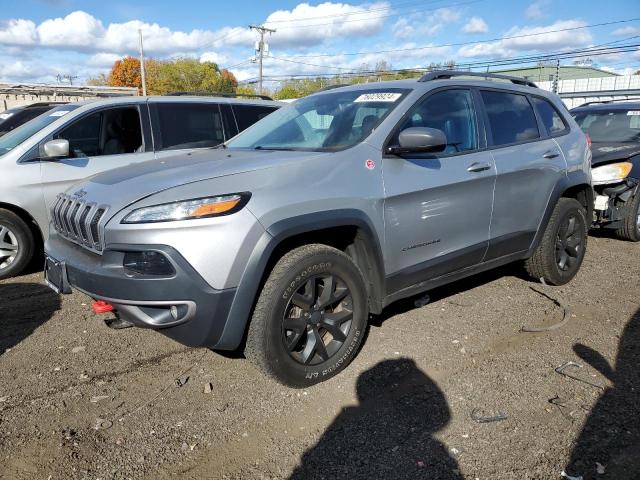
[592, 177, 639, 229]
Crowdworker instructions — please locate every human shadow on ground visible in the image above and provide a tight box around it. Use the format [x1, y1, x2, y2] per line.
[0, 282, 61, 355]
[289, 358, 462, 479]
[565, 307, 640, 479]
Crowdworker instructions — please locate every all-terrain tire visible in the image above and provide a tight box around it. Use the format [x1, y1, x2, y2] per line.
[525, 198, 588, 286]
[0, 209, 35, 280]
[615, 192, 640, 242]
[245, 244, 369, 388]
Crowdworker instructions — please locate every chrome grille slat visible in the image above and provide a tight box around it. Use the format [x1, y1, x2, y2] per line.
[50, 194, 108, 254]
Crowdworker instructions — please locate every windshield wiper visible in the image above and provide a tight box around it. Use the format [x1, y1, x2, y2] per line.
[253, 146, 297, 151]
[213, 143, 227, 149]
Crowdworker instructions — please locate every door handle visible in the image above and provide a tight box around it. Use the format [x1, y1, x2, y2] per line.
[543, 151, 560, 159]
[467, 162, 492, 173]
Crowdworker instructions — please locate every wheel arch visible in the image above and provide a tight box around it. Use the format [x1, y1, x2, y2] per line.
[213, 209, 385, 350]
[0, 201, 44, 249]
[528, 174, 593, 256]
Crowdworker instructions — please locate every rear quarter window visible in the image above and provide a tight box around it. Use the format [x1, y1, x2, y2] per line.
[531, 96, 568, 135]
[154, 103, 225, 150]
[481, 90, 540, 146]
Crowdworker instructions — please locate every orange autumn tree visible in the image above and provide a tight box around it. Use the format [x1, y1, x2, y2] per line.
[108, 56, 162, 94]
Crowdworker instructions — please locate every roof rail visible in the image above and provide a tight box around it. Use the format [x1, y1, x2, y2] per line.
[576, 98, 640, 107]
[418, 70, 538, 88]
[164, 91, 274, 101]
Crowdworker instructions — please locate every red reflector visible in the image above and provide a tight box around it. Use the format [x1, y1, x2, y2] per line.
[92, 300, 114, 314]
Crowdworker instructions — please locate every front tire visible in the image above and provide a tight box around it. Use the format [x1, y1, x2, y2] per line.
[525, 198, 588, 286]
[0, 209, 35, 280]
[245, 244, 369, 388]
[615, 192, 640, 242]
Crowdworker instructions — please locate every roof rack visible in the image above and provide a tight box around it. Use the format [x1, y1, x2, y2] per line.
[418, 70, 538, 88]
[576, 98, 640, 107]
[164, 92, 273, 101]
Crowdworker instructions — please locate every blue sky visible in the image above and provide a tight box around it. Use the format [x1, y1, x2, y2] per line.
[1, 0, 639, 86]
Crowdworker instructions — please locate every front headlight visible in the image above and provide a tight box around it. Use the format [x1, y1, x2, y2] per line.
[122, 193, 250, 224]
[591, 162, 633, 185]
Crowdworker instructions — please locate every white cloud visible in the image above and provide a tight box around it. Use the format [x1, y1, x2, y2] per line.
[525, 1, 548, 20]
[462, 17, 488, 34]
[392, 7, 462, 39]
[37, 11, 105, 48]
[0, 19, 38, 46]
[87, 52, 122, 67]
[458, 19, 593, 58]
[199, 51, 228, 65]
[262, 2, 389, 47]
[612, 26, 640, 36]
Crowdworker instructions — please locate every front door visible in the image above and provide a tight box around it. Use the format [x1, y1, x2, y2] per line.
[383, 88, 495, 293]
[40, 105, 154, 220]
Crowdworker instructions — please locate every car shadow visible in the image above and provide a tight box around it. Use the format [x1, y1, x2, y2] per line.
[0, 282, 61, 355]
[289, 358, 462, 479]
[371, 261, 528, 327]
[564, 307, 640, 479]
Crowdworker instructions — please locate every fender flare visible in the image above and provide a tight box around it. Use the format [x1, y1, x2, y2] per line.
[213, 209, 385, 350]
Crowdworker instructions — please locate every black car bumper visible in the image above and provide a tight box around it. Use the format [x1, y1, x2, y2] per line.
[45, 232, 236, 348]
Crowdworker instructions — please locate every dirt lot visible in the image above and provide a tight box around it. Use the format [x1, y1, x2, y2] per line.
[0, 232, 638, 480]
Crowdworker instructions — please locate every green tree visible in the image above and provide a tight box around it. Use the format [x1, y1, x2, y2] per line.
[156, 58, 237, 94]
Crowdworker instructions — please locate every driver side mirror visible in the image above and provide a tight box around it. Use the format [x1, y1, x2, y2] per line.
[387, 127, 447, 155]
[41, 138, 69, 159]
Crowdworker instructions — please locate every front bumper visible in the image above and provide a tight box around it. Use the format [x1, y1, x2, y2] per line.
[592, 178, 639, 229]
[45, 232, 236, 348]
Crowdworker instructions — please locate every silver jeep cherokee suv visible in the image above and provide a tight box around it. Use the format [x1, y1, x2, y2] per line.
[45, 72, 592, 387]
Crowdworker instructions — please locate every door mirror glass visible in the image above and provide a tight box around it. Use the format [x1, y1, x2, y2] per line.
[42, 138, 69, 159]
[390, 127, 447, 154]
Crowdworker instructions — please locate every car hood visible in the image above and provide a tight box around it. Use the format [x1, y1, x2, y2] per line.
[591, 142, 640, 166]
[66, 148, 326, 210]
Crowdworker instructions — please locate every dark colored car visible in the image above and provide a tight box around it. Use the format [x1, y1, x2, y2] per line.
[0, 102, 65, 137]
[572, 100, 640, 241]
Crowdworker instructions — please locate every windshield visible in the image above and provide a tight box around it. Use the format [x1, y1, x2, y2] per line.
[0, 104, 79, 156]
[572, 109, 640, 143]
[226, 88, 410, 151]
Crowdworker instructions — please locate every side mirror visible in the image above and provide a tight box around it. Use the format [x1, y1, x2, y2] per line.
[388, 127, 447, 155]
[42, 139, 69, 159]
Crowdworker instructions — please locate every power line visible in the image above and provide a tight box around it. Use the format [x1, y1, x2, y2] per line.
[250, 24, 276, 94]
[284, 17, 640, 58]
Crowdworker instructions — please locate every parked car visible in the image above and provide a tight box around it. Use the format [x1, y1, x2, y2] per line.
[0, 95, 281, 279]
[0, 102, 65, 137]
[44, 71, 592, 387]
[571, 100, 640, 241]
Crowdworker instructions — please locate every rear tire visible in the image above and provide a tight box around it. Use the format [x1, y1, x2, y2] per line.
[245, 244, 369, 388]
[615, 192, 640, 242]
[525, 198, 588, 286]
[0, 209, 34, 280]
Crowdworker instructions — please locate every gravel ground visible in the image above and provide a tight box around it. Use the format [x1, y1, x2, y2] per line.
[0, 232, 638, 480]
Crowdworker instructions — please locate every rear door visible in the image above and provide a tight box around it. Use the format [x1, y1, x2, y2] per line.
[40, 104, 154, 217]
[480, 89, 566, 260]
[382, 88, 496, 292]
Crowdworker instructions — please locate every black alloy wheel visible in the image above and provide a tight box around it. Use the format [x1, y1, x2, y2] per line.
[282, 274, 353, 366]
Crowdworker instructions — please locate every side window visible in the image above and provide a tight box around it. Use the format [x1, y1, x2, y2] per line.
[154, 103, 224, 150]
[55, 111, 102, 157]
[55, 107, 142, 158]
[531, 96, 568, 135]
[393, 89, 478, 154]
[232, 105, 278, 132]
[481, 90, 540, 146]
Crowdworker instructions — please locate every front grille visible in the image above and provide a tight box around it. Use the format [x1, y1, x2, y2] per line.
[52, 194, 109, 253]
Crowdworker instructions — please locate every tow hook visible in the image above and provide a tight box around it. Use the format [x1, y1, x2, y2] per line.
[91, 300, 134, 330]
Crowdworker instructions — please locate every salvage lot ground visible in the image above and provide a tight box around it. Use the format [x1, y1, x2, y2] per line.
[0, 233, 638, 480]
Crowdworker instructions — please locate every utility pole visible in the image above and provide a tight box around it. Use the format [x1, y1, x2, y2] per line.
[249, 24, 276, 94]
[138, 29, 147, 96]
